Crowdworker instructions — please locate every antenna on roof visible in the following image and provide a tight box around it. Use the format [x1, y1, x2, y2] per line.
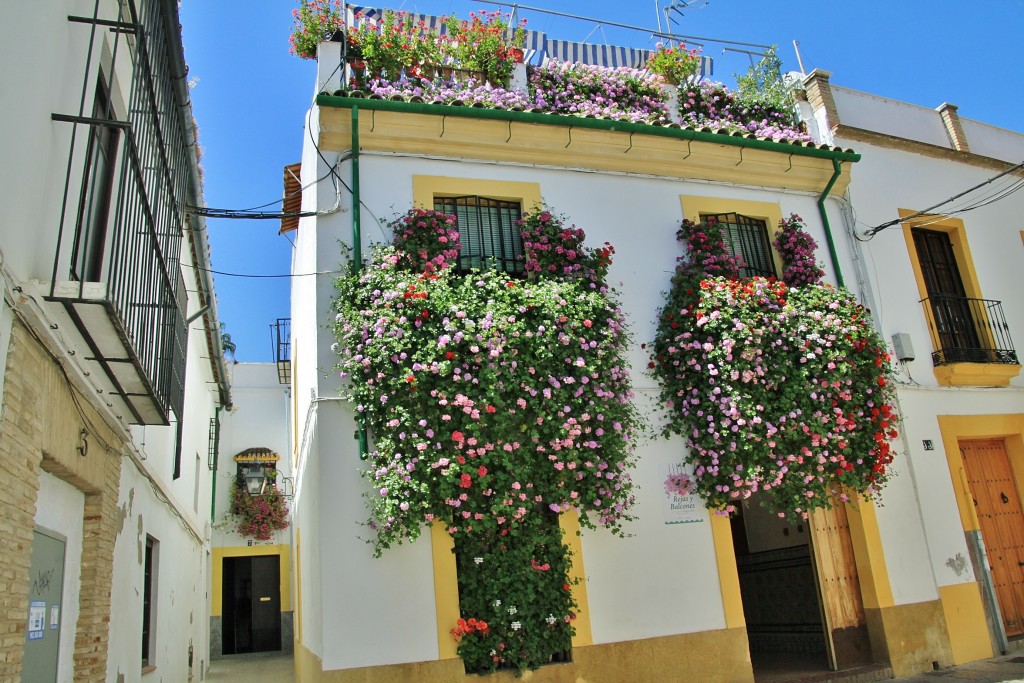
[792, 40, 807, 77]
[661, 1, 711, 46]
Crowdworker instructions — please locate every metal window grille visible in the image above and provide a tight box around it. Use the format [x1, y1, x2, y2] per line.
[434, 196, 524, 275]
[50, 0, 191, 425]
[922, 295, 1019, 365]
[702, 213, 777, 278]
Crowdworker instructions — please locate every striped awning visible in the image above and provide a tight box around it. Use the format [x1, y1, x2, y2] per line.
[542, 39, 714, 76]
[233, 448, 280, 463]
[542, 39, 652, 69]
[280, 162, 301, 235]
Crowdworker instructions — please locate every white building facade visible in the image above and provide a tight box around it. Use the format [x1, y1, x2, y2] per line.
[283, 45, 975, 682]
[0, 1, 230, 681]
[801, 69, 1024, 665]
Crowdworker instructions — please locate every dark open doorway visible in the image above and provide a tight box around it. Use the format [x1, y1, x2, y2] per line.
[222, 555, 282, 654]
[732, 494, 879, 682]
[731, 495, 829, 681]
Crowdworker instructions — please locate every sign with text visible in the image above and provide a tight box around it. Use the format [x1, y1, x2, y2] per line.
[663, 463, 706, 525]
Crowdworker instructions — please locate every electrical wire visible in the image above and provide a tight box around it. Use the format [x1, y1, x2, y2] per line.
[186, 156, 347, 220]
[7, 298, 118, 454]
[862, 160, 1024, 237]
[185, 262, 342, 279]
[305, 100, 389, 241]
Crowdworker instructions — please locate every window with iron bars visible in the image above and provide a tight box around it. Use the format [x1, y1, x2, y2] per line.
[434, 196, 524, 275]
[701, 212, 777, 279]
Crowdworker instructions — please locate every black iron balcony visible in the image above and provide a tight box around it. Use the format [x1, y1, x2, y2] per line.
[922, 295, 1018, 366]
[272, 318, 291, 385]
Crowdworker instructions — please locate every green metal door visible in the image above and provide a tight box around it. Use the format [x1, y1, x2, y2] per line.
[22, 528, 66, 683]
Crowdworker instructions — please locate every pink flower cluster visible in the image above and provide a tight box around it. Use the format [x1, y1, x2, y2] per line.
[772, 214, 824, 287]
[518, 208, 614, 288]
[651, 216, 899, 519]
[390, 208, 461, 274]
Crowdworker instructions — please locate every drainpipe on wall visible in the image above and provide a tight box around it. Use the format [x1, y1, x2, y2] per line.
[350, 105, 369, 460]
[817, 158, 846, 289]
[210, 404, 221, 523]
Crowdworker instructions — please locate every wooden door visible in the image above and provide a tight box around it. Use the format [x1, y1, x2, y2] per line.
[810, 503, 871, 669]
[961, 438, 1024, 637]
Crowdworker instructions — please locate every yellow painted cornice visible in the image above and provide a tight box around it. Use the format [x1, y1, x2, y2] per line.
[318, 97, 856, 194]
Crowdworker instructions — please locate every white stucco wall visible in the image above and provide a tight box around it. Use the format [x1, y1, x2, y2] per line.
[0, 2, 225, 679]
[821, 100, 1024, 608]
[215, 363, 292, 548]
[291, 134, 869, 667]
[832, 87, 952, 149]
[108, 456, 209, 683]
[959, 117, 1024, 165]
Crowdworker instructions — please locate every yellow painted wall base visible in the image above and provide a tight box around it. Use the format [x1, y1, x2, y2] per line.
[295, 628, 753, 683]
[866, 600, 954, 677]
[939, 582, 993, 664]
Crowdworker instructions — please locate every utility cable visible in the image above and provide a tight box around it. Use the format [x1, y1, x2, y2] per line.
[863, 160, 1024, 237]
[185, 263, 343, 279]
[185, 155, 348, 220]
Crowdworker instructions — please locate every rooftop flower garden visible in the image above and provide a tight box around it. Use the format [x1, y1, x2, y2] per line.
[292, 2, 811, 142]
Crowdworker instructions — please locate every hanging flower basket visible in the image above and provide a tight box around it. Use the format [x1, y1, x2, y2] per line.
[651, 215, 899, 519]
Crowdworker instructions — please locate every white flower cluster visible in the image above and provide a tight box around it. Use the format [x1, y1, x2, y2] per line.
[511, 621, 522, 631]
[507, 606, 517, 615]
[473, 557, 483, 565]
[545, 614, 557, 625]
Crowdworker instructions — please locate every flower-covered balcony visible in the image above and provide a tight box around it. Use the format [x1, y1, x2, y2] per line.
[297, 5, 859, 193]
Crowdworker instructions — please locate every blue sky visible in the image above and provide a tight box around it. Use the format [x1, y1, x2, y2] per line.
[179, 1, 1024, 361]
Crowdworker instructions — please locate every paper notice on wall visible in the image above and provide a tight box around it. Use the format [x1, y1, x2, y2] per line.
[49, 604, 60, 630]
[27, 600, 45, 640]
[663, 463, 706, 525]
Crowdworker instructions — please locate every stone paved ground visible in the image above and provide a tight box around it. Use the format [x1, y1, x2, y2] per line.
[894, 655, 1024, 683]
[199, 652, 1024, 683]
[205, 654, 295, 683]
